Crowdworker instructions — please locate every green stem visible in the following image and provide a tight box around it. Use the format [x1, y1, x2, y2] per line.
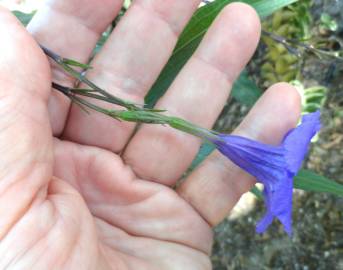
[53, 82, 217, 141]
[112, 111, 217, 140]
[262, 30, 343, 61]
[41, 45, 142, 110]
[44, 46, 219, 142]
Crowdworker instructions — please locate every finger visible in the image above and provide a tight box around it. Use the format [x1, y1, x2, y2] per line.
[63, 0, 202, 152]
[123, 3, 261, 185]
[177, 83, 301, 226]
[27, 0, 123, 135]
[0, 7, 52, 238]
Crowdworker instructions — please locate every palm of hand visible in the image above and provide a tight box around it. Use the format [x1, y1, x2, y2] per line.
[1, 37, 211, 270]
[0, 33, 211, 270]
[22, 140, 211, 270]
[0, 1, 300, 269]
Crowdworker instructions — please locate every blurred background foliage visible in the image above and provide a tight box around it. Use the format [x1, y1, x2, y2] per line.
[261, 0, 312, 85]
[2, 0, 343, 269]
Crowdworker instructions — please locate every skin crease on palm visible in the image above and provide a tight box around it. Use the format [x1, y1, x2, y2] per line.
[0, 0, 302, 269]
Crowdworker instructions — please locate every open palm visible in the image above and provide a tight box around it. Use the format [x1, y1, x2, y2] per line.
[0, 1, 301, 269]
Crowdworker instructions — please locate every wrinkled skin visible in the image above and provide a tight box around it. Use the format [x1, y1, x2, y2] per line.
[0, 1, 301, 269]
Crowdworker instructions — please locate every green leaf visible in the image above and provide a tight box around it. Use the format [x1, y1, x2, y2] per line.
[294, 169, 343, 197]
[12, 10, 35, 26]
[232, 70, 262, 106]
[145, 0, 298, 107]
[320, 13, 338, 32]
[189, 141, 215, 171]
[250, 170, 343, 200]
[63, 58, 92, 69]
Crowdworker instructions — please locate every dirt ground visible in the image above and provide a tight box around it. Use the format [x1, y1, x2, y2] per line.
[211, 1, 343, 269]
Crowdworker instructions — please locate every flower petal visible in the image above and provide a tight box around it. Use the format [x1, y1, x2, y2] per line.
[256, 211, 273, 234]
[283, 110, 321, 175]
[263, 175, 293, 236]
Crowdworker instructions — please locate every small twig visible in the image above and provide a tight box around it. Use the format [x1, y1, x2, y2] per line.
[262, 30, 343, 61]
[52, 82, 131, 106]
[51, 81, 166, 114]
[40, 45, 141, 111]
[52, 82, 70, 95]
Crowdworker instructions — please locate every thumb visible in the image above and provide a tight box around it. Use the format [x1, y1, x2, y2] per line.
[0, 7, 52, 239]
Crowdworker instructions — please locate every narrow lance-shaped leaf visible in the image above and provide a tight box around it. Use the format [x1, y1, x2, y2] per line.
[12, 10, 36, 26]
[145, 0, 298, 106]
[232, 70, 262, 106]
[294, 170, 343, 197]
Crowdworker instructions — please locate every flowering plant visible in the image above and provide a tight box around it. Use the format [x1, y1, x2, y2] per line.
[42, 46, 321, 235]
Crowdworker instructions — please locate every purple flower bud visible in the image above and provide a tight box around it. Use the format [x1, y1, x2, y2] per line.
[210, 111, 321, 235]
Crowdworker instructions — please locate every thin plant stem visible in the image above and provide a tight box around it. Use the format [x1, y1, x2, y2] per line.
[40, 45, 142, 110]
[262, 30, 343, 61]
[51, 82, 217, 141]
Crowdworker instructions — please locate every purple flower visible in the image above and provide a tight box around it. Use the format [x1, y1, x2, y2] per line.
[210, 111, 321, 235]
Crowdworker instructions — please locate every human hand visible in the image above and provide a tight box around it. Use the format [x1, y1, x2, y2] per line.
[0, 1, 301, 269]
